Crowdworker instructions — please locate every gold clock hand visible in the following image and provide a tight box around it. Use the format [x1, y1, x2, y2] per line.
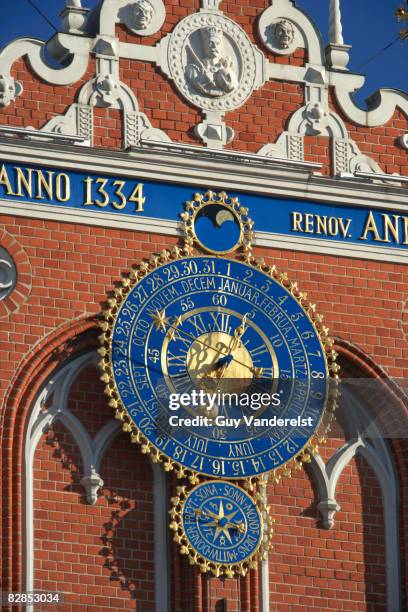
[196, 508, 219, 521]
[208, 314, 251, 418]
[213, 313, 250, 377]
[180, 325, 255, 375]
[151, 310, 261, 376]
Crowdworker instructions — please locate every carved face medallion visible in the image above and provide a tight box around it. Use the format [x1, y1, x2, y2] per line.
[273, 19, 295, 49]
[130, 0, 154, 30]
[258, 10, 300, 56]
[121, 0, 165, 36]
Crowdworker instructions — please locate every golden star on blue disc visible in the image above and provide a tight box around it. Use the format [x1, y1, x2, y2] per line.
[204, 500, 246, 543]
[152, 308, 169, 331]
[174, 480, 270, 577]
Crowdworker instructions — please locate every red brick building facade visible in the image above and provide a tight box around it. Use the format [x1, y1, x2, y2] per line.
[0, 1, 407, 610]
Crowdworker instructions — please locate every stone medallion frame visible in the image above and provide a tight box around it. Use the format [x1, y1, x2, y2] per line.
[0, 245, 17, 302]
[160, 11, 264, 112]
[0, 229, 31, 318]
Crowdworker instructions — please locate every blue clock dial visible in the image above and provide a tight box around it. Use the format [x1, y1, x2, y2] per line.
[181, 481, 263, 566]
[110, 256, 329, 479]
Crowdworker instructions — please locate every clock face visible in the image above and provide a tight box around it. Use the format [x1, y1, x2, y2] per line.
[180, 480, 263, 567]
[109, 256, 328, 479]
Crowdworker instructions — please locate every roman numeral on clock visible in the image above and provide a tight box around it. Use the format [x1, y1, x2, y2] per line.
[250, 344, 269, 361]
[209, 311, 232, 334]
[167, 350, 187, 368]
[188, 314, 207, 336]
[171, 370, 192, 393]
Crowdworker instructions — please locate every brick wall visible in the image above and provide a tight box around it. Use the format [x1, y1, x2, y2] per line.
[29, 363, 391, 611]
[0, 1, 407, 608]
[34, 419, 155, 611]
[267, 450, 387, 612]
[0, 215, 406, 608]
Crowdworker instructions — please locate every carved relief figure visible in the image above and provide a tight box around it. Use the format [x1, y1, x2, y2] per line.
[186, 26, 238, 97]
[130, 0, 154, 30]
[272, 19, 295, 49]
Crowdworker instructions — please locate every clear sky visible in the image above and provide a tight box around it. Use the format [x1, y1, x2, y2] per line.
[0, 0, 406, 107]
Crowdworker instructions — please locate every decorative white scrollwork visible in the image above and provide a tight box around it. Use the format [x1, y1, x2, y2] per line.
[95, 74, 121, 107]
[0, 246, 16, 301]
[0, 0, 406, 155]
[303, 101, 330, 135]
[61, 0, 89, 35]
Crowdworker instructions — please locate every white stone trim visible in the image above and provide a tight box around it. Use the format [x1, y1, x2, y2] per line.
[354, 171, 408, 184]
[24, 352, 98, 598]
[152, 464, 170, 612]
[255, 231, 408, 265]
[259, 477, 270, 612]
[140, 139, 319, 169]
[258, 0, 325, 65]
[260, 560, 270, 612]
[23, 353, 124, 598]
[24, 349, 169, 612]
[358, 445, 401, 612]
[334, 87, 408, 128]
[0, 125, 86, 144]
[0, 35, 90, 85]
[0, 140, 406, 208]
[307, 389, 402, 612]
[0, 200, 179, 235]
[0, 0, 405, 153]
[328, 0, 344, 45]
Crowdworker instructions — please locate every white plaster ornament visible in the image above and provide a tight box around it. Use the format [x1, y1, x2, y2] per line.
[0, 75, 22, 108]
[158, 11, 265, 112]
[185, 26, 238, 98]
[119, 0, 165, 36]
[265, 18, 300, 55]
[0, 0, 405, 166]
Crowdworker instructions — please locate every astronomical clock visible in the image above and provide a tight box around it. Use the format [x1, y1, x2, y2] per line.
[99, 190, 339, 577]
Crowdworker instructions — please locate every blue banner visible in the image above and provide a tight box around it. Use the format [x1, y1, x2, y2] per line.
[0, 161, 407, 250]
